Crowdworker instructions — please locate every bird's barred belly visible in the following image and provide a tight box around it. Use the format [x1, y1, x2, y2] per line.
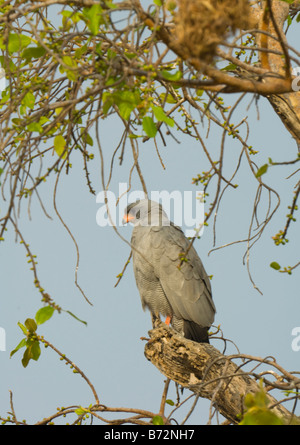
[134, 268, 172, 317]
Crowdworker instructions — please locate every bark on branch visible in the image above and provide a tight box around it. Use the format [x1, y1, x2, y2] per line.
[144, 322, 298, 424]
[260, 0, 300, 146]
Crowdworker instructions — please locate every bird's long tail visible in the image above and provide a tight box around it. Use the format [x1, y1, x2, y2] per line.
[183, 320, 210, 343]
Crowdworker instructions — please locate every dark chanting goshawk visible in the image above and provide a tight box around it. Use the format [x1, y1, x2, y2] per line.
[123, 199, 216, 343]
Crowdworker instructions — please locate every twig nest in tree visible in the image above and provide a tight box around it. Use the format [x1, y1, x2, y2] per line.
[173, 0, 254, 63]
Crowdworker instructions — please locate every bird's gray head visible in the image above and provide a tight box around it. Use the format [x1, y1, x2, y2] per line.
[123, 199, 170, 227]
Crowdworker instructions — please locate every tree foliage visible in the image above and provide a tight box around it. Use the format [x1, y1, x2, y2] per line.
[0, 0, 300, 425]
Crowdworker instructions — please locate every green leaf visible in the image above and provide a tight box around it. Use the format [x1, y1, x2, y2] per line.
[160, 93, 177, 104]
[85, 133, 94, 146]
[118, 103, 132, 121]
[22, 92, 35, 110]
[21, 346, 32, 368]
[124, 52, 137, 60]
[61, 56, 78, 81]
[152, 415, 164, 425]
[65, 310, 87, 326]
[75, 43, 88, 58]
[17, 322, 28, 335]
[30, 340, 41, 361]
[12, 118, 22, 125]
[142, 116, 157, 138]
[161, 70, 182, 82]
[82, 5, 105, 35]
[27, 122, 42, 133]
[25, 318, 37, 333]
[61, 10, 72, 18]
[10, 338, 27, 358]
[240, 409, 283, 425]
[62, 55, 76, 68]
[21, 340, 41, 368]
[8, 34, 31, 54]
[62, 10, 81, 24]
[270, 262, 281, 271]
[221, 63, 237, 72]
[80, 130, 94, 146]
[165, 399, 175, 406]
[152, 105, 174, 127]
[55, 107, 63, 116]
[22, 46, 46, 62]
[115, 90, 141, 121]
[296, 12, 300, 23]
[39, 116, 50, 126]
[35, 306, 55, 325]
[102, 94, 114, 115]
[54, 135, 67, 159]
[0, 55, 16, 73]
[240, 381, 284, 425]
[154, 0, 163, 5]
[61, 9, 81, 28]
[75, 407, 86, 416]
[256, 164, 268, 178]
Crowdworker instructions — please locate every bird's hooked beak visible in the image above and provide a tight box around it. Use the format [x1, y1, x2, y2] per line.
[122, 213, 135, 224]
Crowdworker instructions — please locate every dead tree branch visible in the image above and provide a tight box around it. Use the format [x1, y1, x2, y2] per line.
[144, 322, 300, 424]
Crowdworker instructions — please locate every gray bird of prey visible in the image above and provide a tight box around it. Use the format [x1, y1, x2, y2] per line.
[123, 199, 216, 343]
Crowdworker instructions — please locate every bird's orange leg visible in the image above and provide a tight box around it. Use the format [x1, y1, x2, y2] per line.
[165, 316, 171, 326]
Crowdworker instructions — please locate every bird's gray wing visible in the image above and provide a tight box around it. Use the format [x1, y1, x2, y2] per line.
[150, 225, 216, 327]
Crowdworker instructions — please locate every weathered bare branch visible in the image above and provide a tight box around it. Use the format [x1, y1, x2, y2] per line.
[144, 322, 299, 424]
